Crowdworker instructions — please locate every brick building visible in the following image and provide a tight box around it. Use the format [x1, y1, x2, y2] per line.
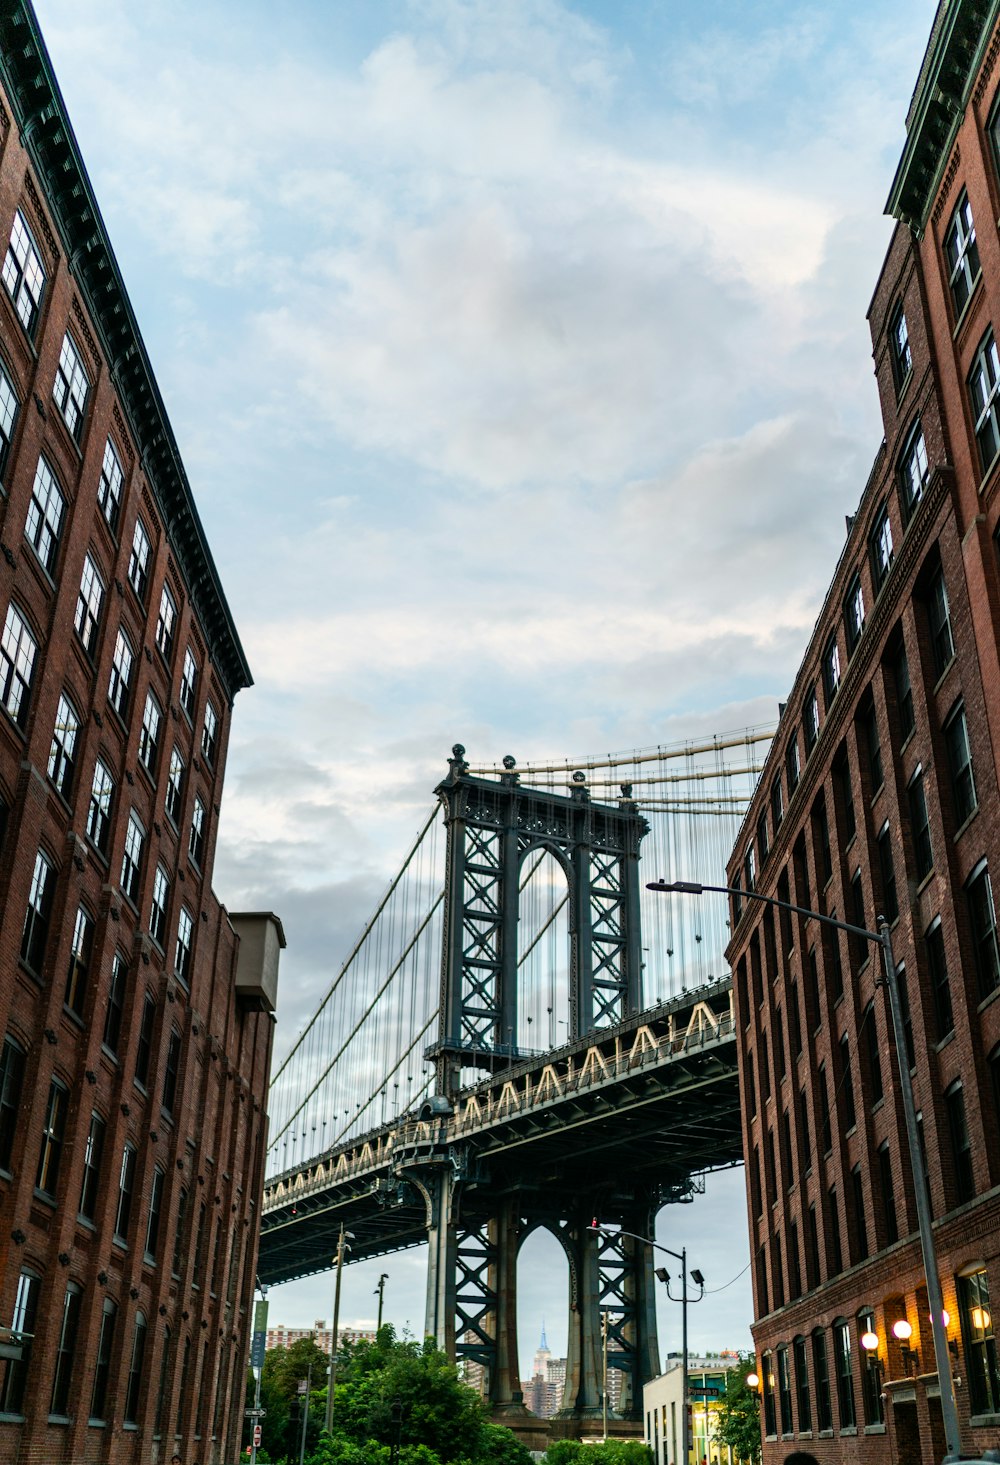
[0, 4, 283, 1463]
[725, 4, 1000, 1464]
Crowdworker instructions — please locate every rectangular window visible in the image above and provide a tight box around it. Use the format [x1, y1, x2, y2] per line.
[928, 567, 955, 677]
[90, 1299, 117, 1421]
[785, 737, 800, 794]
[47, 692, 79, 796]
[863, 1001, 883, 1104]
[86, 758, 114, 853]
[189, 796, 206, 867]
[103, 951, 127, 1055]
[0, 1270, 40, 1414]
[946, 191, 981, 314]
[0, 1035, 25, 1172]
[162, 1028, 182, 1114]
[150, 864, 169, 947]
[862, 698, 883, 792]
[146, 1169, 166, 1261]
[124, 1312, 148, 1425]
[192, 1201, 207, 1288]
[128, 518, 151, 601]
[50, 1283, 82, 1417]
[761, 1351, 776, 1437]
[812, 1330, 832, 1432]
[838, 1032, 856, 1132]
[794, 1336, 811, 1434]
[172, 1188, 188, 1278]
[844, 575, 865, 653]
[832, 745, 855, 846]
[114, 1143, 137, 1240]
[53, 331, 89, 440]
[135, 993, 155, 1087]
[961, 1269, 1000, 1416]
[945, 701, 977, 826]
[804, 687, 820, 752]
[176, 907, 194, 985]
[2, 210, 45, 334]
[850, 1164, 868, 1262]
[946, 1081, 975, 1206]
[165, 745, 184, 824]
[908, 768, 933, 881]
[967, 862, 1000, 998]
[21, 847, 54, 972]
[822, 634, 841, 704]
[744, 842, 756, 892]
[969, 328, 1000, 471]
[180, 646, 198, 717]
[833, 1321, 856, 1429]
[828, 1185, 843, 1275]
[64, 904, 94, 1017]
[926, 919, 953, 1040]
[121, 811, 145, 904]
[771, 775, 784, 831]
[78, 1110, 106, 1221]
[756, 808, 769, 866]
[877, 821, 898, 924]
[74, 553, 105, 656]
[139, 691, 162, 777]
[777, 1346, 793, 1435]
[202, 699, 218, 764]
[858, 1309, 884, 1426]
[97, 437, 124, 532]
[813, 798, 833, 886]
[818, 1064, 832, 1155]
[36, 1077, 68, 1195]
[25, 457, 64, 573]
[0, 361, 18, 481]
[878, 1140, 898, 1246]
[899, 421, 930, 516]
[108, 626, 134, 718]
[894, 640, 914, 740]
[849, 870, 867, 970]
[871, 503, 894, 589]
[890, 303, 912, 388]
[155, 583, 176, 663]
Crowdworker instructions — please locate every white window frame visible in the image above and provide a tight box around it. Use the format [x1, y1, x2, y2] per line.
[165, 745, 184, 824]
[24, 457, 64, 573]
[149, 864, 169, 946]
[74, 553, 105, 656]
[127, 519, 151, 601]
[121, 812, 145, 904]
[138, 691, 162, 776]
[1, 210, 45, 335]
[87, 759, 114, 853]
[53, 331, 89, 440]
[180, 647, 197, 718]
[155, 584, 176, 663]
[108, 627, 134, 718]
[969, 330, 1000, 474]
[47, 692, 79, 795]
[0, 602, 36, 729]
[97, 438, 124, 533]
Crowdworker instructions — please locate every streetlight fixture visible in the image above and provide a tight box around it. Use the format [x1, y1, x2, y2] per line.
[324, 1225, 355, 1436]
[589, 1222, 703, 1464]
[375, 1273, 389, 1332]
[647, 877, 961, 1463]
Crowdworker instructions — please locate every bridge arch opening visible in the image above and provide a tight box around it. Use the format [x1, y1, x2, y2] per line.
[517, 1224, 569, 1415]
[516, 847, 571, 1052]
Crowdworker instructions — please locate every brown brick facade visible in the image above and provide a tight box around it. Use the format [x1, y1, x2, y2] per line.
[726, 7, 1000, 1464]
[0, 6, 281, 1464]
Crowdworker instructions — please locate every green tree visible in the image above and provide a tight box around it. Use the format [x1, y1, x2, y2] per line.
[712, 1359, 761, 1465]
[256, 1333, 331, 1462]
[542, 1442, 651, 1465]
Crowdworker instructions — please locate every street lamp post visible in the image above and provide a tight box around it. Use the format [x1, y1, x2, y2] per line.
[324, 1224, 354, 1437]
[589, 1223, 704, 1464]
[647, 878, 962, 1463]
[375, 1272, 389, 1332]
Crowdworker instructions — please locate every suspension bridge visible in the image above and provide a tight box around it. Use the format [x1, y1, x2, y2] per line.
[258, 728, 772, 1429]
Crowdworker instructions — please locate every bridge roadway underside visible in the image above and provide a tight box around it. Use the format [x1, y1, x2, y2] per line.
[260, 994, 743, 1431]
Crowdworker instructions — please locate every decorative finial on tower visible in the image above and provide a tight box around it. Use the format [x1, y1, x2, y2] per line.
[500, 753, 520, 786]
[447, 744, 469, 781]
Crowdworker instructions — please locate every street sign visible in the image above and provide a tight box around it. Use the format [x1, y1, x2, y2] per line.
[0, 1342, 23, 1361]
[245, 1408, 267, 1418]
[296, 1378, 308, 1394]
[253, 1423, 262, 1448]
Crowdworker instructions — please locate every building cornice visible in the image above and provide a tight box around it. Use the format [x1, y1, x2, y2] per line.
[887, 0, 1000, 232]
[0, 0, 252, 701]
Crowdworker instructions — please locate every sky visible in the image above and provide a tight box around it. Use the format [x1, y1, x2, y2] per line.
[33, 0, 939, 1376]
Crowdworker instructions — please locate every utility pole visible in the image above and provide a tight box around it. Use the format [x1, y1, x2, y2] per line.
[375, 1273, 388, 1332]
[249, 1284, 269, 1465]
[298, 1359, 312, 1465]
[324, 1224, 351, 1436]
[602, 1309, 609, 1443]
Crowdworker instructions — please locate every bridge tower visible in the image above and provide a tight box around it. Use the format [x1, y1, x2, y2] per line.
[417, 747, 658, 1430]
